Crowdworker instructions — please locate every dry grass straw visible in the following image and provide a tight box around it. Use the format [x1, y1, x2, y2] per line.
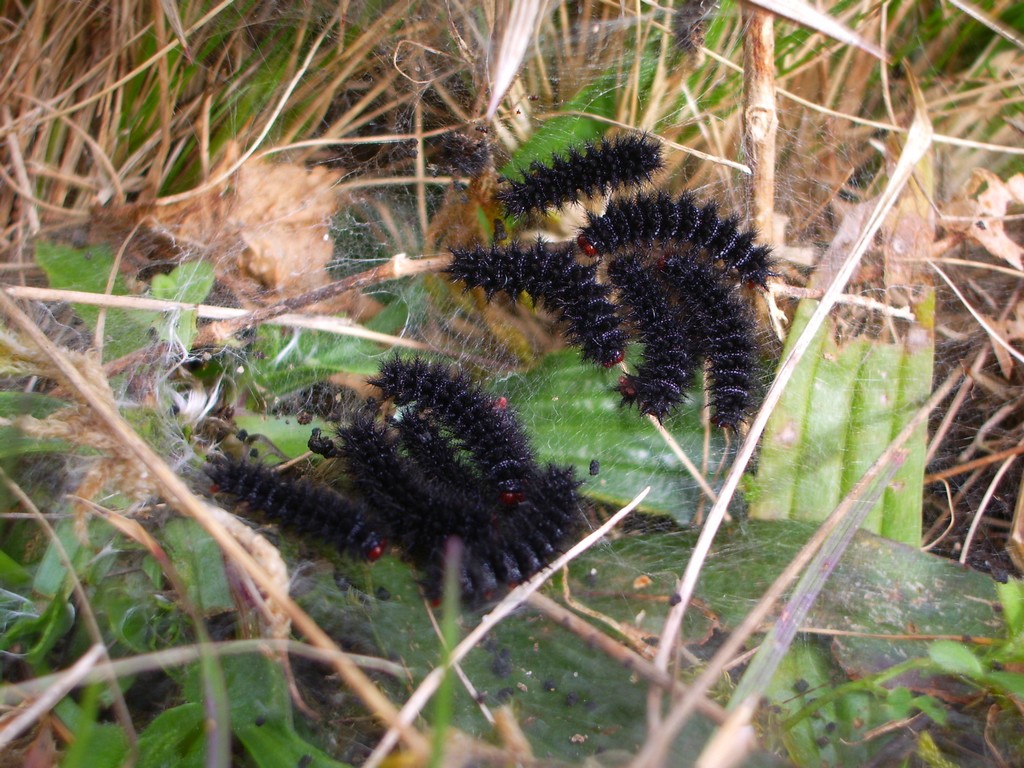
[0, 1, 419, 251]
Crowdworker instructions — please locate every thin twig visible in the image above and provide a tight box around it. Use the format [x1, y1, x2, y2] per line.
[0, 645, 106, 749]
[741, 6, 778, 240]
[959, 454, 1017, 565]
[0, 639, 405, 706]
[191, 253, 451, 346]
[2, 283, 432, 352]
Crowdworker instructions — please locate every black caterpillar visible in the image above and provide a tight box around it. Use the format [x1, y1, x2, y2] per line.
[208, 358, 583, 605]
[449, 238, 761, 424]
[204, 457, 385, 561]
[496, 133, 663, 218]
[447, 240, 628, 368]
[445, 131, 770, 426]
[607, 251, 703, 421]
[577, 191, 775, 288]
[661, 249, 759, 429]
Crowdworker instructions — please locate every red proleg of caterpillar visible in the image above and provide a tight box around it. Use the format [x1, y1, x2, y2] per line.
[367, 540, 387, 562]
[577, 234, 598, 257]
[499, 491, 525, 506]
[602, 350, 625, 368]
[494, 396, 508, 410]
[618, 375, 637, 400]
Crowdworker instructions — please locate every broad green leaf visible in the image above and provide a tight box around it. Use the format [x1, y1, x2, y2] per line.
[363, 553, 719, 763]
[162, 518, 234, 614]
[150, 260, 216, 349]
[929, 638, 983, 675]
[248, 321, 392, 397]
[57, 687, 129, 768]
[806, 533, 1000, 690]
[137, 703, 206, 768]
[928, 640, 984, 678]
[232, 414, 331, 459]
[34, 241, 158, 361]
[511, 350, 724, 519]
[749, 291, 935, 545]
[292, 518, 1010, 764]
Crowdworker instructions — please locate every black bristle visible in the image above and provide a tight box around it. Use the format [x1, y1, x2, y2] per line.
[368, 357, 535, 494]
[608, 252, 702, 420]
[496, 133, 663, 218]
[447, 240, 628, 368]
[578, 192, 776, 288]
[204, 456, 384, 560]
[661, 251, 759, 428]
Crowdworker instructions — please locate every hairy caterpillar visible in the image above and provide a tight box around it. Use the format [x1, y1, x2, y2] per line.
[204, 456, 386, 561]
[607, 251, 703, 420]
[496, 133, 663, 218]
[661, 250, 760, 428]
[447, 240, 628, 368]
[578, 191, 775, 288]
[209, 358, 583, 604]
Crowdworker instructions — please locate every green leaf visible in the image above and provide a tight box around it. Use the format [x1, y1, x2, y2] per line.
[928, 640, 985, 678]
[150, 260, 216, 349]
[749, 292, 935, 545]
[137, 703, 206, 768]
[162, 518, 234, 614]
[512, 350, 724, 519]
[985, 670, 1024, 698]
[995, 578, 1024, 637]
[235, 723, 354, 768]
[909, 694, 949, 726]
[0, 549, 30, 585]
[0, 392, 66, 419]
[57, 686, 129, 768]
[32, 519, 82, 598]
[23, 595, 75, 666]
[232, 414, 331, 459]
[248, 325, 383, 397]
[34, 241, 158, 361]
[150, 261, 215, 304]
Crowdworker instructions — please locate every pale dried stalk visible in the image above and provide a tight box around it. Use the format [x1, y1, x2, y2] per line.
[742, 7, 778, 241]
[0, 288, 429, 758]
